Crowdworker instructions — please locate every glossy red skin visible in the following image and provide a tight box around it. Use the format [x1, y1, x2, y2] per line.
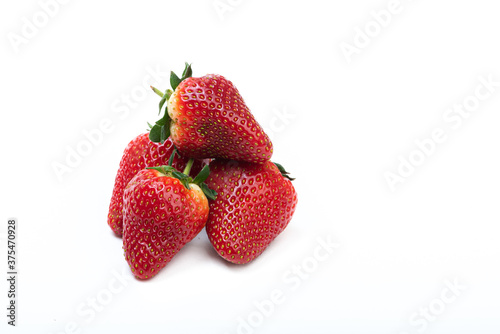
[123, 169, 209, 279]
[205, 159, 298, 264]
[168, 74, 273, 163]
[107, 133, 208, 236]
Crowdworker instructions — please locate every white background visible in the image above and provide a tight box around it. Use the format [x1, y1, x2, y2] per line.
[1, 0, 500, 333]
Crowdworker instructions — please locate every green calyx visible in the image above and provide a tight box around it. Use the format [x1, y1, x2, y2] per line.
[146, 165, 177, 175]
[148, 62, 193, 144]
[146, 153, 217, 201]
[273, 162, 296, 181]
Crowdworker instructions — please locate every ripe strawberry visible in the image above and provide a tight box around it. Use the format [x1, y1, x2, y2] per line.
[149, 63, 273, 164]
[107, 133, 207, 236]
[123, 163, 216, 279]
[205, 159, 298, 264]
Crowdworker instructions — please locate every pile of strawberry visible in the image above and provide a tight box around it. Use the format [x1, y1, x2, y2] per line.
[107, 64, 298, 279]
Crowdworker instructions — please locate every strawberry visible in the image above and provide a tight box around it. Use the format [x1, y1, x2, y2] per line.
[149, 63, 273, 164]
[205, 159, 298, 264]
[107, 133, 207, 236]
[123, 161, 217, 279]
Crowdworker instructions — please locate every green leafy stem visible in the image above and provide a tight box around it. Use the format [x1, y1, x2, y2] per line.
[148, 62, 192, 144]
[146, 149, 217, 200]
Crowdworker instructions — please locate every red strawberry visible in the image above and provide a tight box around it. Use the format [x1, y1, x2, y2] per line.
[107, 133, 207, 236]
[123, 163, 216, 279]
[149, 64, 273, 164]
[205, 159, 298, 264]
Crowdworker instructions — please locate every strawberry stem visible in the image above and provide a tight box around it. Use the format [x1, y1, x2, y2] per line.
[183, 159, 194, 175]
[150, 86, 163, 97]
